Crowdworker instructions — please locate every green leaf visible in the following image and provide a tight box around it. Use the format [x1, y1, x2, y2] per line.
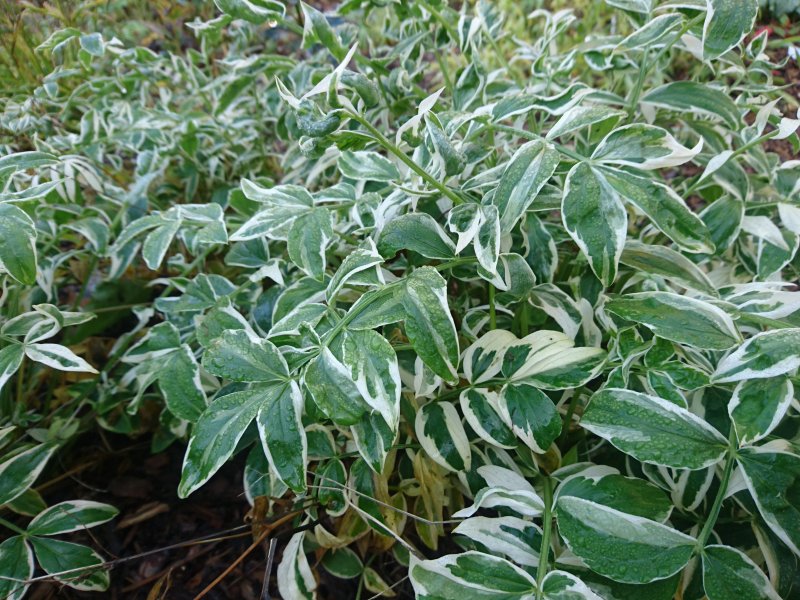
[0, 203, 38, 285]
[501, 330, 606, 389]
[202, 330, 289, 383]
[277, 531, 317, 600]
[0, 443, 58, 506]
[300, 2, 343, 58]
[257, 380, 307, 492]
[461, 329, 518, 384]
[541, 571, 604, 600]
[315, 458, 347, 516]
[326, 242, 384, 300]
[557, 473, 672, 522]
[703, 0, 758, 60]
[409, 551, 537, 599]
[402, 267, 460, 383]
[24, 343, 98, 373]
[159, 345, 206, 422]
[342, 329, 401, 431]
[415, 402, 471, 472]
[351, 411, 395, 473]
[142, 219, 180, 269]
[0, 536, 33, 600]
[523, 213, 558, 282]
[712, 329, 800, 383]
[729, 377, 793, 445]
[0, 344, 24, 393]
[605, 0, 651, 13]
[179, 388, 264, 497]
[322, 548, 363, 580]
[30, 537, 108, 591]
[338, 150, 400, 182]
[497, 383, 561, 453]
[453, 516, 542, 567]
[0, 151, 58, 173]
[288, 207, 333, 281]
[460, 389, 517, 449]
[562, 162, 626, 287]
[474, 205, 501, 276]
[546, 106, 625, 140]
[378, 213, 456, 260]
[702, 544, 780, 600]
[491, 139, 559, 234]
[701, 196, 744, 253]
[27, 501, 118, 536]
[213, 0, 285, 24]
[600, 167, 713, 253]
[581, 388, 728, 469]
[304, 347, 370, 426]
[641, 81, 740, 130]
[455, 466, 544, 518]
[592, 124, 702, 170]
[619, 242, 716, 295]
[605, 291, 740, 350]
[618, 13, 684, 50]
[737, 447, 800, 556]
[556, 496, 696, 583]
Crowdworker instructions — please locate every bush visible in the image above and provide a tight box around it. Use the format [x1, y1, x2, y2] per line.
[1, 0, 799, 598]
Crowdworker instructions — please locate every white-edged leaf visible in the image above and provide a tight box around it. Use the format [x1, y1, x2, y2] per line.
[24, 343, 98, 373]
[453, 516, 543, 567]
[581, 388, 728, 469]
[556, 496, 696, 583]
[703, 0, 758, 60]
[712, 329, 800, 383]
[415, 402, 471, 472]
[702, 544, 780, 600]
[605, 291, 740, 350]
[277, 532, 317, 600]
[562, 162, 626, 287]
[592, 124, 702, 170]
[27, 501, 118, 536]
[342, 329, 401, 431]
[0, 443, 58, 506]
[0, 536, 33, 600]
[409, 551, 537, 599]
[729, 377, 793, 445]
[402, 267, 460, 383]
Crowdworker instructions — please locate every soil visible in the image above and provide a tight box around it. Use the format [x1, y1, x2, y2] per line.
[14, 431, 390, 599]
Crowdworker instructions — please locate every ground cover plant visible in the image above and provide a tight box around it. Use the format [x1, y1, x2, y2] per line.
[1, 0, 800, 597]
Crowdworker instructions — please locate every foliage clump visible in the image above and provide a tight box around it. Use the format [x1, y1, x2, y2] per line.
[1, 0, 800, 598]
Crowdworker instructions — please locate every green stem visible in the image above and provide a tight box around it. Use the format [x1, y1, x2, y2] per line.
[535, 477, 554, 599]
[480, 123, 588, 161]
[488, 284, 496, 330]
[696, 428, 737, 550]
[434, 47, 454, 95]
[558, 392, 580, 446]
[0, 516, 26, 535]
[15, 356, 25, 412]
[519, 301, 530, 337]
[346, 111, 464, 205]
[626, 45, 651, 122]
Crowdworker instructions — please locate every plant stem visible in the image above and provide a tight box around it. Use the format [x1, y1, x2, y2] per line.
[0, 516, 26, 535]
[488, 284, 496, 330]
[535, 476, 553, 600]
[15, 356, 25, 412]
[696, 428, 737, 550]
[519, 301, 529, 337]
[346, 111, 464, 205]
